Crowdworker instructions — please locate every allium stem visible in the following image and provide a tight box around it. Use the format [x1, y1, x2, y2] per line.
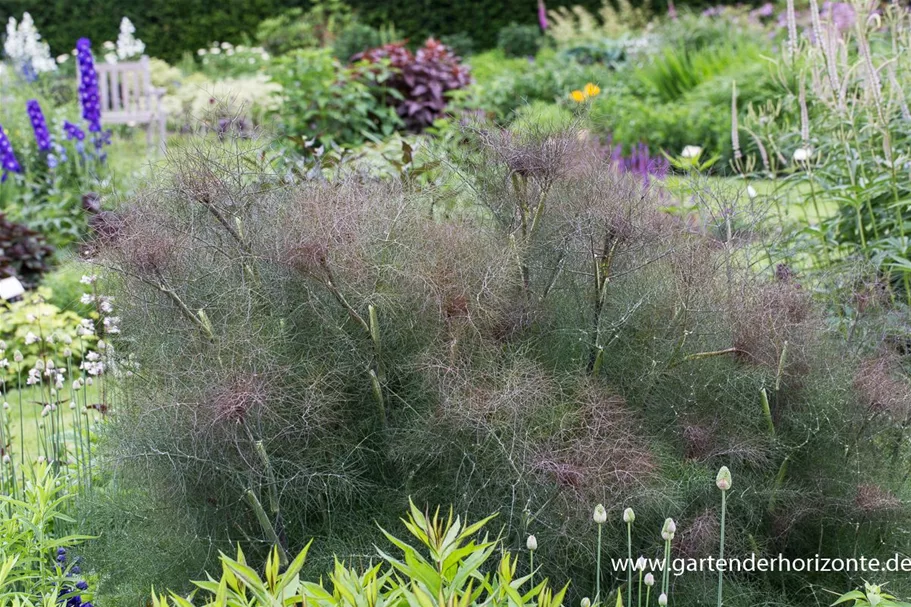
[596, 523, 603, 601]
[717, 488, 726, 607]
[638, 568, 643, 607]
[627, 522, 633, 607]
[530, 548, 535, 589]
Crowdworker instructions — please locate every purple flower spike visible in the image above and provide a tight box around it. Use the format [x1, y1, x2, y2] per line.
[76, 38, 102, 133]
[26, 100, 52, 152]
[63, 121, 86, 142]
[0, 125, 22, 182]
[604, 137, 668, 188]
[538, 0, 549, 30]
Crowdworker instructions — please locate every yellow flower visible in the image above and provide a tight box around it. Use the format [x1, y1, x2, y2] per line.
[569, 90, 586, 103]
[583, 82, 601, 97]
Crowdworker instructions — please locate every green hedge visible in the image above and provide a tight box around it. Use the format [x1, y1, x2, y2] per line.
[1, 0, 607, 63]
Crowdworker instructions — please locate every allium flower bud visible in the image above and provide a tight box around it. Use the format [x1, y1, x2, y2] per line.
[526, 534, 538, 551]
[644, 573, 655, 587]
[623, 507, 635, 523]
[581, 598, 591, 607]
[636, 556, 647, 571]
[662, 518, 676, 540]
[2, 454, 10, 464]
[593, 503, 607, 524]
[716, 466, 732, 491]
[658, 593, 667, 606]
[2, 402, 8, 410]
[13, 351, 22, 363]
[0, 340, 6, 350]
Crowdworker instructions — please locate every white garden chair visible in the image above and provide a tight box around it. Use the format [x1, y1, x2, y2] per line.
[80, 55, 167, 150]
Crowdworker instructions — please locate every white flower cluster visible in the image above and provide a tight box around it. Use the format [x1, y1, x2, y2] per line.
[197, 41, 270, 62]
[116, 17, 145, 60]
[3, 12, 56, 76]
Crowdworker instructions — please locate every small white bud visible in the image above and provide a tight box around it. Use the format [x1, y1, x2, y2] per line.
[644, 573, 655, 587]
[13, 351, 23, 362]
[658, 593, 667, 606]
[793, 147, 812, 162]
[526, 534, 538, 551]
[716, 466, 732, 491]
[593, 504, 607, 524]
[581, 599, 591, 607]
[623, 507, 635, 524]
[636, 556, 647, 571]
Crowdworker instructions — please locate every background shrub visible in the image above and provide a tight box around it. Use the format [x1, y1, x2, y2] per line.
[332, 22, 382, 62]
[497, 22, 543, 58]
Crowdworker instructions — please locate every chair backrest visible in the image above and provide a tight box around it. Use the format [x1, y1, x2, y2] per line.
[81, 55, 155, 117]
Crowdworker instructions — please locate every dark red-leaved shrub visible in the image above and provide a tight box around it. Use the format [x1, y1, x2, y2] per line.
[354, 38, 472, 130]
[0, 214, 54, 289]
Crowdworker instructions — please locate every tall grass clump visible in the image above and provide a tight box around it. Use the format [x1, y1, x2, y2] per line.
[83, 127, 911, 607]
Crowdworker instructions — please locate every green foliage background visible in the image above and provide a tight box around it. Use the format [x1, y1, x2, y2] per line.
[4, 0, 607, 62]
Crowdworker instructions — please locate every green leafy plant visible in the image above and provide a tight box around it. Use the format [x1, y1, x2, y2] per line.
[0, 463, 93, 598]
[832, 583, 911, 607]
[151, 501, 567, 607]
[269, 48, 402, 150]
[0, 289, 96, 377]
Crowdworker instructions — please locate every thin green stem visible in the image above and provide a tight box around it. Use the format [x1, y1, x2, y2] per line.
[627, 523, 633, 607]
[596, 523, 602, 602]
[718, 490, 727, 607]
